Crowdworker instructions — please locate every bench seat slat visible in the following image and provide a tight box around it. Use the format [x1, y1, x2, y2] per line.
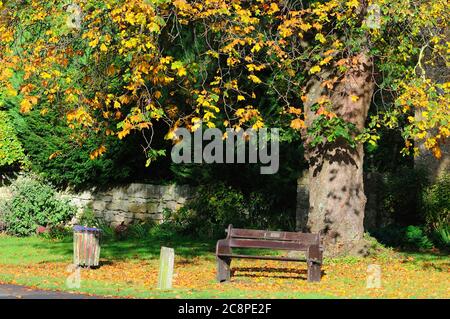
[229, 238, 309, 250]
[217, 253, 306, 262]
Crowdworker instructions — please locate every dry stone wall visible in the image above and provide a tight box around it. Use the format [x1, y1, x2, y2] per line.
[63, 184, 193, 226]
[0, 179, 193, 227]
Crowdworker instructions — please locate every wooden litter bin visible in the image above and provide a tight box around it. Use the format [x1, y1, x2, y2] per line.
[73, 225, 101, 268]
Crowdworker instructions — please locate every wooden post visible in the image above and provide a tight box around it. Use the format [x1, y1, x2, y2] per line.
[157, 247, 174, 289]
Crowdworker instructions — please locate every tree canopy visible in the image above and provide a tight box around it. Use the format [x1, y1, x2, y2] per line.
[0, 0, 448, 161]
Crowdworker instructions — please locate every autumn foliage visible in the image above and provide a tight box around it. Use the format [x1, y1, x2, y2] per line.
[0, 0, 448, 160]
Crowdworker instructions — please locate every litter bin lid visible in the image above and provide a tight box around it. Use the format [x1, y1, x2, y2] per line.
[73, 225, 102, 232]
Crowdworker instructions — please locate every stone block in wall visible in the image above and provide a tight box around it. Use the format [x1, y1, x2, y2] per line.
[92, 201, 107, 211]
[133, 197, 148, 204]
[165, 200, 181, 211]
[105, 200, 129, 212]
[146, 202, 158, 213]
[128, 203, 148, 214]
[110, 188, 128, 200]
[147, 185, 163, 199]
[150, 213, 164, 221]
[161, 185, 177, 201]
[175, 185, 192, 199]
[78, 191, 93, 200]
[126, 183, 149, 199]
[99, 195, 113, 203]
[133, 213, 150, 221]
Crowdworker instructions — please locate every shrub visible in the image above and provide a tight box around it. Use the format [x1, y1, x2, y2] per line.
[161, 183, 292, 239]
[371, 224, 406, 247]
[77, 208, 99, 228]
[148, 222, 180, 241]
[42, 224, 72, 240]
[162, 184, 250, 239]
[9, 108, 153, 189]
[422, 173, 450, 248]
[128, 220, 156, 239]
[431, 226, 450, 249]
[0, 177, 75, 236]
[404, 225, 433, 250]
[0, 111, 27, 171]
[372, 225, 434, 250]
[94, 219, 115, 242]
[379, 167, 428, 225]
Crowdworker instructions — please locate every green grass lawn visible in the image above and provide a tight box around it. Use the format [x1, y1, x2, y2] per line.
[0, 234, 448, 299]
[0, 234, 281, 265]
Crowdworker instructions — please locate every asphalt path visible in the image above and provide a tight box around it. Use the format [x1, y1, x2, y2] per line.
[0, 284, 102, 299]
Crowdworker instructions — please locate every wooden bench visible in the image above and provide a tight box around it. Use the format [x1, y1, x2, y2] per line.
[216, 224, 323, 282]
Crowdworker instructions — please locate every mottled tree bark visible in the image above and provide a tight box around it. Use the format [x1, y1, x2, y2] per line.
[303, 52, 375, 256]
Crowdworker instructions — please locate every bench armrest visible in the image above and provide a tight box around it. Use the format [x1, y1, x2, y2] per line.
[216, 239, 232, 256]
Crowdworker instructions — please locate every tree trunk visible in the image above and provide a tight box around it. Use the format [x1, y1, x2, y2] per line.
[303, 52, 375, 256]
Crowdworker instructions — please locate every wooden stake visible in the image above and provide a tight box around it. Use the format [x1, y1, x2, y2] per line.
[157, 247, 174, 289]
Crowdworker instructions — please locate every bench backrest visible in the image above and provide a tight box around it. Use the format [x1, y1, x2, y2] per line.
[225, 225, 320, 251]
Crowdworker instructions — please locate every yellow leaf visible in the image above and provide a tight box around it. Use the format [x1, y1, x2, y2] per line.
[89, 145, 107, 160]
[89, 38, 99, 48]
[48, 151, 61, 160]
[290, 119, 305, 130]
[315, 33, 326, 44]
[100, 43, 108, 52]
[20, 98, 33, 113]
[5, 89, 17, 97]
[320, 56, 333, 66]
[177, 67, 187, 77]
[165, 130, 176, 140]
[252, 120, 264, 130]
[350, 95, 359, 102]
[118, 129, 131, 140]
[299, 23, 312, 32]
[41, 72, 52, 79]
[287, 107, 302, 115]
[237, 95, 246, 101]
[309, 65, 321, 74]
[268, 3, 280, 15]
[248, 74, 262, 84]
[251, 42, 262, 53]
[346, 0, 360, 8]
[432, 147, 442, 159]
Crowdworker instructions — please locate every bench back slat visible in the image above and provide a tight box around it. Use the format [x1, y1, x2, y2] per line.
[228, 227, 319, 245]
[229, 238, 310, 251]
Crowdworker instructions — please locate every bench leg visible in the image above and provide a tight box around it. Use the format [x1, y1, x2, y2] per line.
[307, 245, 322, 282]
[217, 256, 231, 282]
[307, 261, 321, 282]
